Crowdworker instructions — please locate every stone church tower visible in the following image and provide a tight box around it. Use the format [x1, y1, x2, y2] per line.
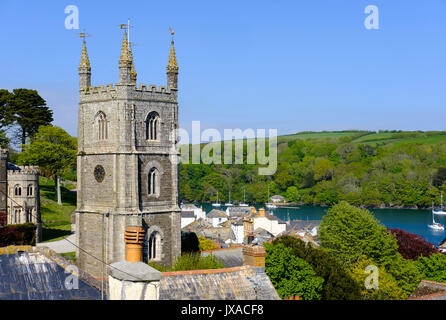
[75, 31, 181, 278]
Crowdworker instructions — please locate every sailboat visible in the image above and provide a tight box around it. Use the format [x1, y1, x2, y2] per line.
[433, 193, 446, 215]
[239, 189, 248, 207]
[225, 190, 234, 207]
[428, 207, 444, 231]
[212, 192, 221, 207]
[266, 185, 277, 209]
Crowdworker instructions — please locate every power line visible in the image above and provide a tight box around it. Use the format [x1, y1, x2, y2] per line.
[0, 187, 151, 289]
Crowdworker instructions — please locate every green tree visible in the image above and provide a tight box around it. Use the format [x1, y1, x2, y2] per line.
[285, 186, 300, 203]
[349, 256, 405, 300]
[318, 201, 399, 267]
[415, 253, 446, 283]
[8, 89, 53, 148]
[18, 125, 76, 204]
[312, 158, 334, 181]
[272, 236, 362, 300]
[198, 236, 216, 251]
[264, 242, 324, 300]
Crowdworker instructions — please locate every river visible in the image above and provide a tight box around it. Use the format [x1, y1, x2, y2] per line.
[199, 203, 446, 246]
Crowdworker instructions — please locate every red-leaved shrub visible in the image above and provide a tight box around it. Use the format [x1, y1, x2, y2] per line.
[389, 228, 439, 260]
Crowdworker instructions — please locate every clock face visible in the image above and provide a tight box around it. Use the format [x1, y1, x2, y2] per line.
[94, 165, 105, 183]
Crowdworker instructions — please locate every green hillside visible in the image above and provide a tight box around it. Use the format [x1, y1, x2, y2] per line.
[180, 130, 446, 208]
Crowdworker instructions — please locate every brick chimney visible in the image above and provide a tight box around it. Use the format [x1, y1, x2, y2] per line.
[258, 208, 266, 217]
[242, 245, 266, 267]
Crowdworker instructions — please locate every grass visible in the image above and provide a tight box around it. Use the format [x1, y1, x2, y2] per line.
[148, 253, 224, 272]
[39, 176, 76, 243]
[60, 251, 76, 262]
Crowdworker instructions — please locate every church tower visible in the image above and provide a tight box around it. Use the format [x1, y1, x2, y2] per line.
[75, 30, 181, 278]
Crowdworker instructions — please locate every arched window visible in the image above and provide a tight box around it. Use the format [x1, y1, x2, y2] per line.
[97, 112, 108, 140]
[148, 167, 159, 196]
[27, 185, 33, 196]
[148, 232, 161, 261]
[146, 112, 160, 141]
[14, 185, 21, 196]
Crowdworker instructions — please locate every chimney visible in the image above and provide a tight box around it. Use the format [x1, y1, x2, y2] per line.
[108, 225, 162, 300]
[258, 208, 266, 217]
[250, 207, 256, 214]
[242, 245, 266, 267]
[124, 226, 145, 262]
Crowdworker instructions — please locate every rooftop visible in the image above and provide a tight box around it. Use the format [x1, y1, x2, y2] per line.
[159, 265, 279, 300]
[0, 246, 102, 300]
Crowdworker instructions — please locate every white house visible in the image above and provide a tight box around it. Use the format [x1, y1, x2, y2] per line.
[270, 195, 285, 203]
[206, 209, 228, 228]
[181, 203, 206, 220]
[180, 211, 196, 228]
[253, 208, 286, 237]
[230, 220, 245, 244]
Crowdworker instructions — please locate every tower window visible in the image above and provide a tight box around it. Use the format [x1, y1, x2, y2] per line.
[97, 112, 108, 140]
[146, 112, 160, 141]
[148, 232, 161, 261]
[27, 185, 33, 196]
[148, 167, 159, 196]
[14, 185, 21, 196]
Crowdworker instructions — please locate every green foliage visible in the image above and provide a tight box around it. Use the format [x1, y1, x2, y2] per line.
[386, 254, 422, 297]
[319, 201, 399, 267]
[178, 131, 446, 208]
[349, 256, 406, 300]
[18, 125, 77, 177]
[6, 88, 53, 146]
[198, 236, 216, 251]
[264, 242, 324, 300]
[285, 186, 300, 203]
[170, 253, 224, 271]
[272, 236, 362, 300]
[415, 254, 446, 283]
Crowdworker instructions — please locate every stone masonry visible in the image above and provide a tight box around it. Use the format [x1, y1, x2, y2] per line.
[75, 31, 181, 278]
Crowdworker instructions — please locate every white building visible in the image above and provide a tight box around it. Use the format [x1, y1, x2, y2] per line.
[206, 209, 228, 228]
[230, 220, 245, 244]
[180, 203, 206, 228]
[253, 208, 286, 237]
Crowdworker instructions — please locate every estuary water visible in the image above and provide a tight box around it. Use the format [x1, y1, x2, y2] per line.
[200, 203, 446, 246]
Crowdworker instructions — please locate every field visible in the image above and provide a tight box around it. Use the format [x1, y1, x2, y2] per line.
[39, 177, 76, 242]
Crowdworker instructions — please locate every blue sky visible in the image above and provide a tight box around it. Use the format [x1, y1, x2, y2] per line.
[0, 0, 445, 138]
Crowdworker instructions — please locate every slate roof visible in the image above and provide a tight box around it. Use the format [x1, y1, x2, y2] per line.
[207, 209, 228, 219]
[0, 247, 102, 300]
[226, 206, 253, 217]
[159, 266, 280, 300]
[180, 203, 199, 210]
[201, 247, 243, 268]
[181, 211, 195, 218]
[409, 280, 446, 300]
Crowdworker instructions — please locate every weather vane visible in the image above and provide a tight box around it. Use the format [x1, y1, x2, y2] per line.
[119, 19, 134, 43]
[169, 27, 174, 41]
[78, 30, 90, 40]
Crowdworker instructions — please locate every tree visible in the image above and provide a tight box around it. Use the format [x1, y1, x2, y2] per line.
[272, 236, 362, 300]
[18, 125, 76, 204]
[319, 201, 399, 268]
[264, 242, 324, 300]
[349, 256, 405, 300]
[389, 228, 439, 260]
[285, 186, 300, 203]
[415, 253, 446, 283]
[0, 89, 14, 128]
[8, 89, 53, 148]
[198, 236, 216, 251]
[433, 167, 446, 188]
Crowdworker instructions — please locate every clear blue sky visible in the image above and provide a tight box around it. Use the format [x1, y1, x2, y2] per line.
[0, 0, 445, 138]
